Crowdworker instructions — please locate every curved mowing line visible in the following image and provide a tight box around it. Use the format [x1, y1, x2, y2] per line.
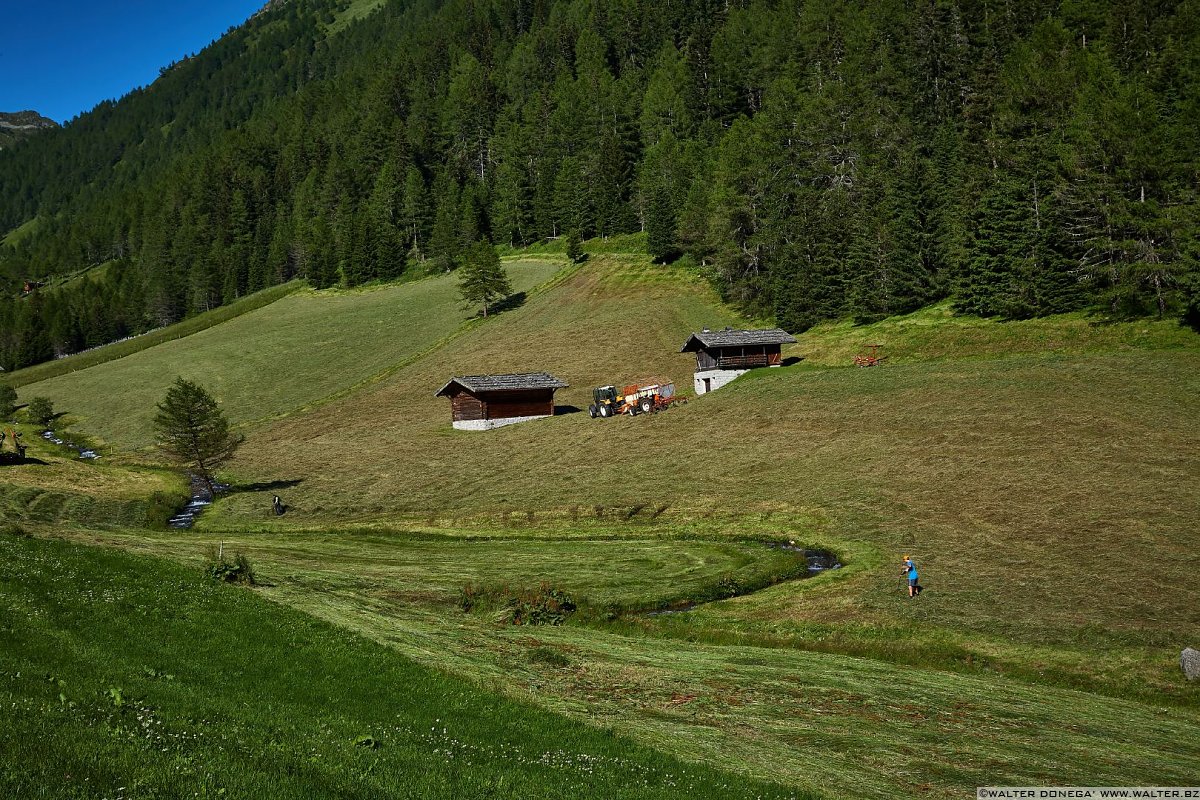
[628, 544, 841, 616]
[458, 540, 843, 621]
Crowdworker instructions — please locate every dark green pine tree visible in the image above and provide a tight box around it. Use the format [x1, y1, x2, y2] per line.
[645, 183, 678, 263]
[429, 172, 462, 272]
[456, 240, 512, 317]
[957, 173, 1034, 317]
[367, 162, 405, 280]
[153, 376, 243, 497]
[849, 162, 936, 323]
[399, 166, 430, 264]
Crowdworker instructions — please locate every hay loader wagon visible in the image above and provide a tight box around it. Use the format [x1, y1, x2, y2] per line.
[588, 379, 683, 418]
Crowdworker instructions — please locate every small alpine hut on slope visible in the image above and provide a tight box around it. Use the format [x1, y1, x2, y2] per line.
[680, 327, 797, 395]
[435, 372, 568, 430]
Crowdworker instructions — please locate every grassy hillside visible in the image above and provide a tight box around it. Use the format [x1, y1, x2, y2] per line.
[199, 252, 1198, 705]
[6, 281, 303, 388]
[0, 534, 802, 800]
[39, 520, 1200, 799]
[16, 258, 563, 449]
[0, 420, 183, 528]
[6, 246, 1200, 797]
[793, 301, 1200, 366]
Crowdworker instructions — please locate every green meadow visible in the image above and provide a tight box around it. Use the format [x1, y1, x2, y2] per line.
[14, 258, 562, 449]
[4, 245, 1200, 797]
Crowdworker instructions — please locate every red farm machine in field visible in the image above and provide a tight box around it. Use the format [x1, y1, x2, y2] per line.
[588, 379, 683, 418]
[853, 343, 885, 367]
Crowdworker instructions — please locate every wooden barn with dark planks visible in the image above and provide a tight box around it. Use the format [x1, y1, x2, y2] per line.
[435, 372, 569, 430]
[680, 327, 797, 395]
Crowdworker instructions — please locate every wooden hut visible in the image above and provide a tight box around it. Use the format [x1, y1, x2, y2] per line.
[435, 372, 568, 430]
[680, 327, 797, 394]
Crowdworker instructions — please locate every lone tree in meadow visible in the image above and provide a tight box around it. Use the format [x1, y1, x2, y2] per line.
[153, 377, 242, 497]
[457, 239, 511, 318]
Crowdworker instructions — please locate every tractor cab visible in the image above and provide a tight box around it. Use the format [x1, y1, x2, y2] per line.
[589, 385, 621, 417]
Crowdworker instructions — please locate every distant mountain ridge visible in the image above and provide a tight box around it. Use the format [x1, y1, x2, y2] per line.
[0, 111, 58, 149]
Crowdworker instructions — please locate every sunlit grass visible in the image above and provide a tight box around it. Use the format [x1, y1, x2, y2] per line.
[7, 245, 1200, 798]
[16, 259, 564, 450]
[0, 534, 803, 799]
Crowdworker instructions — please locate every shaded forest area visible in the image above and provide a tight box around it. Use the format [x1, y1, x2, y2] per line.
[1, 0, 1198, 370]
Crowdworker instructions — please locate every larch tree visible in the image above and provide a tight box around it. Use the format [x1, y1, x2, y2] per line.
[153, 377, 243, 498]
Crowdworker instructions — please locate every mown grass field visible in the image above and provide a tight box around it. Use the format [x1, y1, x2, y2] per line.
[5, 244, 1200, 797]
[6, 280, 303, 389]
[194, 254, 1199, 705]
[15, 258, 563, 449]
[0, 420, 184, 528]
[792, 300, 1200, 366]
[38, 522, 1200, 799]
[0, 533, 803, 799]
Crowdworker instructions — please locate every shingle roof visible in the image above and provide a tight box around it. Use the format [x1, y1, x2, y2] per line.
[435, 372, 569, 396]
[680, 328, 797, 352]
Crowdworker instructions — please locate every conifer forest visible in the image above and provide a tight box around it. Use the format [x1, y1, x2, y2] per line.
[1, 0, 1197, 370]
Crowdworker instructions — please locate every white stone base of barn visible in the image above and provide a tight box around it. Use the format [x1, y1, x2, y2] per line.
[693, 365, 783, 395]
[694, 368, 747, 395]
[452, 414, 552, 431]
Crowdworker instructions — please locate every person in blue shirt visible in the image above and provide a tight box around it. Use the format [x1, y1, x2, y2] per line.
[902, 555, 922, 597]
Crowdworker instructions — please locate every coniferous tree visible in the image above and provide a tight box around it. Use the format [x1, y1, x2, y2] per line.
[0, 383, 16, 418]
[456, 240, 511, 318]
[152, 377, 243, 497]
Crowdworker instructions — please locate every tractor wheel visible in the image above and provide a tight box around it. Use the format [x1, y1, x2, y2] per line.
[599, 404, 612, 418]
[639, 397, 653, 414]
[588, 404, 598, 418]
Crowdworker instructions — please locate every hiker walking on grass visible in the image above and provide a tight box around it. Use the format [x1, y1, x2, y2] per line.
[902, 555, 922, 598]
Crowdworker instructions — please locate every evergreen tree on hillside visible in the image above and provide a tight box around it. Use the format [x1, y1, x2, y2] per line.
[456, 240, 511, 318]
[153, 377, 242, 498]
[957, 173, 1032, 317]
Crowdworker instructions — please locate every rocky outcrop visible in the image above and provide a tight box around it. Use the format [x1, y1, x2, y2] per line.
[1182, 647, 1200, 681]
[0, 111, 59, 149]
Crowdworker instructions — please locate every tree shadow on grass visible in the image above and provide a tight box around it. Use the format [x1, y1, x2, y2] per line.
[0, 455, 49, 466]
[228, 478, 304, 494]
[488, 291, 527, 316]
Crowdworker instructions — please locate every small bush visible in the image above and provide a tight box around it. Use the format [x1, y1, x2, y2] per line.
[27, 396, 54, 428]
[458, 582, 577, 626]
[205, 549, 256, 585]
[714, 575, 744, 599]
[528, 646, 571, 668]
[0, 383, 15, 418]
[145, 491, 187, 529]
[505, 584, 576, 626]
[457, 582, 485, 612]
[0, 522, 31, 539]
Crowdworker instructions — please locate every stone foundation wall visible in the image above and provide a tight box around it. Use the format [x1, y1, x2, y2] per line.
[452, 414, 552, 431]
[693, 368, 748, 395]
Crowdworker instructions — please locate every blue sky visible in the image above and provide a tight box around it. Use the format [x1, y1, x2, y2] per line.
[1, 1, 267, 124]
